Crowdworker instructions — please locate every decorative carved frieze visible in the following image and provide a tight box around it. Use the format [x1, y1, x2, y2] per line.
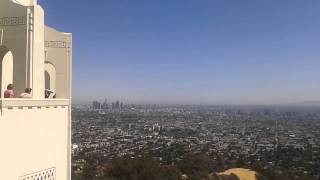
[0, 16, 26, 26]
[45, 41, 71, 48]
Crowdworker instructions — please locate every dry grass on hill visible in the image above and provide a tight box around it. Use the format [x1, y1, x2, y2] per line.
[217, 168, 258, 180]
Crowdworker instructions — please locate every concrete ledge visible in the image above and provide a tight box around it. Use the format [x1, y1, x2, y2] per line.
[0, 98, 70, 108]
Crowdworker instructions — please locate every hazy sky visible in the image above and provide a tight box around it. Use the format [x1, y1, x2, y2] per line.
[39, 0, 320, 104]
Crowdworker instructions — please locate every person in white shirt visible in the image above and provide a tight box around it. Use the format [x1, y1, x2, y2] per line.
[19, 88, 32, 98]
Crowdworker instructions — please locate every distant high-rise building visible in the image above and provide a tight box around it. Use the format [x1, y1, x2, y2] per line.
[92, 101, 101, 110]
[102, 99, 109, 109]
[115, 101, 120, 109]
[264, 109, 270, 116]
[274, 118, 279, 151]
[111, 102, 115, 110]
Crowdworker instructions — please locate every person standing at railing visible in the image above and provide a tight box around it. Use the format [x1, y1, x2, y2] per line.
[45, 89, 53, 98]
[4, 84, 15, 98]
[45, 89, 56, 99]
[19, 88, 32, 98]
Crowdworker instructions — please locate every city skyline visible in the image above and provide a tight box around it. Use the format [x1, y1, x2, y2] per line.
[40, 0, 320, 105]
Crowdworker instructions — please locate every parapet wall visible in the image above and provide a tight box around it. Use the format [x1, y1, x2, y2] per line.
[0, 99, 70, 180]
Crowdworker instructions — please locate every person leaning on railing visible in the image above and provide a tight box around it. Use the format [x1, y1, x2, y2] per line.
[19, 88, 32, 98]
[4, 84, 15, 98]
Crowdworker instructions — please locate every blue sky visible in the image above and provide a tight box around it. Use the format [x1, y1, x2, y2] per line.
[39, 0, 320, 104]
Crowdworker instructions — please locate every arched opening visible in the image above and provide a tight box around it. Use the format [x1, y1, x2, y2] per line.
[0, 46, 13, 98]
[44, 62, 56, 98]
[45, 70, 50, 90]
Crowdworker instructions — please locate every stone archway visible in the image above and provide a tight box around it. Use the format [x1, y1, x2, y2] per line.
[44, 61, 56, 93]
[0, 46, 13, 97]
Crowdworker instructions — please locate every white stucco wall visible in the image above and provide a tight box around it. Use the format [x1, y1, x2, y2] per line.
[32, 5, 45, 98]
[0, 102, 70, 180]
[45, 26, 72, 99]
[0, 1, 72, 179]
[0, 1, 47, 99]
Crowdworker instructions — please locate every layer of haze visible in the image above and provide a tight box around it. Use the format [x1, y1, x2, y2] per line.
[39, 0, 320, 105]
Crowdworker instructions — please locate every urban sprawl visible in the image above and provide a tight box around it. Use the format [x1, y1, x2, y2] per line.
[72, 100, 320, 179]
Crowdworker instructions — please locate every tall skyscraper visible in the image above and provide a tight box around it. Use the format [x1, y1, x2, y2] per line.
[92, 101, 101, 110]
[0, 0, 72, 179]
[102, 99, 109, 109]
[115, 101, 120, 109]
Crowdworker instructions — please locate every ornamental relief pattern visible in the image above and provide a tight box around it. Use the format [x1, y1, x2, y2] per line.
[45, 41, 71, 48]
[19, 167, 56, 180]
[0, 16, 26, 26]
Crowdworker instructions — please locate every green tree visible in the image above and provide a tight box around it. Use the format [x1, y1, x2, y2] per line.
[107, 156, 162, 180]
[161, 166, 182, 180]
[179, 154, 214, 180]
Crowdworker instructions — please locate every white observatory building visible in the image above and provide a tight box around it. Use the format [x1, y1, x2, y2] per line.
[0, 0, 72, 179]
